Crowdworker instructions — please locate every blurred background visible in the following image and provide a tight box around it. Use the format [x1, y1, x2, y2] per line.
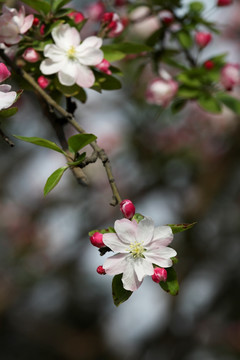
[1, 0, 240, 359]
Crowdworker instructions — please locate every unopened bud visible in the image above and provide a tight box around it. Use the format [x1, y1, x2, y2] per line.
[97, 265, 106, 275]
[22, 48, 40, 63]
[120, 199, 135, 219]
[217, 0, 232, 6]
[68, 11, 85, 24]
[40, 24, 45, 36]
[0, 63, 11, 82]
[195, 32, 212, 47]
[90, 232, 105, 248]
[152, 267, 167, 283]
[37, 75, 50, 89]
[204, 60, 214, 70]
[96, 59, 112, 75]
[159, 10, 174, 25]
[33, 17, 40, 26]
[220, 63, 240, 91]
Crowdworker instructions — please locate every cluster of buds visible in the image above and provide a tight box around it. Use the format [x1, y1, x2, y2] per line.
[101, 12, 125, 37]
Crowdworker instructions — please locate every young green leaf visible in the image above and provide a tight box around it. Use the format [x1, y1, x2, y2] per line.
[216, 93, 240, 115]
[20, 0, 51, 14]
[159, 267, 179, 296]
[0, 107, 18, 118]
[132, 213, 144, 223]
[198, 95, 222, 113]
[94, 72, 122, 91]
[167, 222, 197, 234]
[177, 31, 193, 49]
[68, 134, 97, 153]
[67, 152, 86, 166]
[112, 274, 133, 306]
[51, 0, 71, 12]
[14, 135, 66, 155]
[44, 166, 68, 196]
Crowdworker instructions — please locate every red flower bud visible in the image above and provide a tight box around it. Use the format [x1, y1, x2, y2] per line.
[120, 199, 135, 219]
[37, 75, 50, 89]
[23, 48, 40, 63]
[90, 232, 105, 248]
[152, 267, 167, 283]
[33, 17, 40, 26]
[195, 32, 212, 48]
[97, 265, 106, 275]
[217, 0, 232, 6]
[102, 12, 114, 23]
[40, 24, 45, 36]
[204, 60, 214, 70]
[68, 11, 85, 24]
[159, 10, 174, 25]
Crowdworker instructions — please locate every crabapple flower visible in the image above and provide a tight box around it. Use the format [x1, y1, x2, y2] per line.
[22, 48, 40, 63]
[0, 5, 33, 45]
[120, 199, 135, 219]
[152, 267, 167, 283]
[37, 75, 50, 89]
[102, 217, 176, 291]
[40, 24, 103, 88]
[146, 78, 178, 107]
[220, 63, 240, 90]
[0, 63, 17, 111]
[195, 32, 212, 48]
[90, 232, 105, 248]
[217, 0, 232, 5]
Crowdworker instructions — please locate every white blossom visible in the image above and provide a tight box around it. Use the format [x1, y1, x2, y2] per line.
[0, 63, 17, 111]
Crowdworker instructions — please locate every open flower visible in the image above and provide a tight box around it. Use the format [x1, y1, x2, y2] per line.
[0, 63, 17, 111]
[40, 23, 103, 88]
[0, 5, 33, 45]
[146, 78, 178, 107]
[103, 217, 176, 291]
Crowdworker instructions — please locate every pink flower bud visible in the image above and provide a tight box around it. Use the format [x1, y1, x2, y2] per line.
[159, 10, 174, 25]
[96, 265, 106, 275]
[68, 11, 85, 24]
[220, 63, 240, 91]
[195, 32, 212, 48]
[146, 78, 178, 107]
[102, 12, 114, 23]
[96, 59, 112, 75]
[152, 267, 167, 283]
[33, 17, 40, 26]
[87, 1, 105, 21]
[90, 232, 105, 248]
[0, 63, 11, 82]
[120, 199, 135, 219]
[217, 0, 232, 5]
[40, 24, 45, 36]
[22, 48, 40, 63]
[204, 60, 215, 70]
[37, 75, 50, 89]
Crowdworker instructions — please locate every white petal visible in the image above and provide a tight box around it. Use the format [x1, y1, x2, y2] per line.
[122, 260, 142, 291]
[152, 226, 173, 246]
[102, 232, 128, 253]
[114, 218, 138, 245]
[103, 253, 127, 275]
[145, 246, 177, 268]
[75, 64, 95, 88]
[52, 24, 80, 50]
[78, 36, 102, 51]
[44, 44, 65, 61]
[58, 61, 78, 86]
[0, 84, 11, 92]
[40, 58, 65, 75]
[77, 48, 103, 66]
[136, 216, 154, 246]
[20, 14, 34, 34]
[0, 90, 16, 110]
[133, 258, 154, 282]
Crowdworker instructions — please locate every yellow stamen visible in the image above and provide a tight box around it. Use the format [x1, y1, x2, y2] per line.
[67, 46, 76, 60]
[127, 241, 145, 258]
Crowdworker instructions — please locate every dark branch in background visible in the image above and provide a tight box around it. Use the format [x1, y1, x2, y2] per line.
[0, 50, 122, 205]
[0, 127, 14, 147]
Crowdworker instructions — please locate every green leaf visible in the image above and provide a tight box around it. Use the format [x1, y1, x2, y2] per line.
[159, 267, 179, 296]
[167, 222, 197, 234]
[44, 166, 68, 196]
[94, 72, 122, 91]
[14, 135, 66, 154]
[171, 98, 187, 114]
[88, 227, 115, 237]
[21, 0, 51, 14]
[112, 274, 132, 306]
[68, 133, 97, 153]
[189, 1, 205, 12]
[51, 0, 71, 12]
[132, 213, 144, 223]
[0, 107, 18, 118]
[101, 47, 125, 62]
[102, 42, 151, 62]
[177, 86, 201, 98]
[216, 93, 240, 115]
[67, 152, 86, 166]
[198, 95, 222, 113]
[177, 31, 193, 49]
[177, 73, 202, 88]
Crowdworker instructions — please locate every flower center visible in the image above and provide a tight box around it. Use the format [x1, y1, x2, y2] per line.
[127, 241, 145, 258]
[67, 46, 77, 60]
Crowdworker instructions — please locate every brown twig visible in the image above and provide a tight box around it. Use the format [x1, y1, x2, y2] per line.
[0, 128, 14, 147]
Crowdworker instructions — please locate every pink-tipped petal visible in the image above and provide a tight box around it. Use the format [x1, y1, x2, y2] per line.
[0, 63, 11, 82]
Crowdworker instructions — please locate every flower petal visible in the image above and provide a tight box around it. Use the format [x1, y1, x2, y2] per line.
[44, 44, 65, 61]
[20, 14, 34, 34]
[114, 218, 138, 245]
[58, 61, 78, 86]
[0, 63, 11, 82]
[103, 253, 127, 275]
[78, 36, 102, 51]
[52, 24, 80, 50]
[136, 216, 154, 246]
[122, 260, 142, 291]
[152, 226, 173, 246]
[75, 64, 95, 88]
[77, 48, 103, 66]
[145, 246, 177, 268]
[40, 58, 65, 75]
[133, 257, 154, 282]
[102, 232, 128, 253]
[0, 84, 11, 92]
[0, 90, 16, 110]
